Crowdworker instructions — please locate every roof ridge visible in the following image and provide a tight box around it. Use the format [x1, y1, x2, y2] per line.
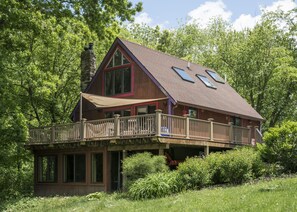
[118, 37, 208, 70]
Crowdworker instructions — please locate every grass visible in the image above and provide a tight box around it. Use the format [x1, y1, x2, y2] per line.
[3, 176, 297, 212]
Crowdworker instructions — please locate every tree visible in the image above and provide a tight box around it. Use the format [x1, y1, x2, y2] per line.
[0, 0, 142, 199]
[260, 121, 297, 173]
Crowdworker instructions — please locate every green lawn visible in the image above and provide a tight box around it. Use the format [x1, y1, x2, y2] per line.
[4, 176, 297, 212]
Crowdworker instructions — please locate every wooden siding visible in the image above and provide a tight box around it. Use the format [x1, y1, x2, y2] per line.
[73, 45, 166, 122]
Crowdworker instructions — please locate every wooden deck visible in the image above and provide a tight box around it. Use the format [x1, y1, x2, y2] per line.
[28, 111, 260, 148]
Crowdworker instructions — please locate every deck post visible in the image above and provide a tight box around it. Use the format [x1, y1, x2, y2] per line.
[184, 114, 190, 139]
[155, 109, 162, 136]
[247, 125, 252, 145]
[51, 124, 55, 143]
[80, 118, 86, 141]
[208, 118, 214, 141]
[114, 114, 120, 137]
[159, 148, 164, 155]
[228, 122, 233, 143]
[204, 145, 209, 156]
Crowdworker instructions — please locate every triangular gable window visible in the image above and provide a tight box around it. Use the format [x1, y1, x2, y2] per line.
[107, 49, 130, 68]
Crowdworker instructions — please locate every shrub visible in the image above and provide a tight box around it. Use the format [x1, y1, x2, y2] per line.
[260, 121, 297, 173]
[263, 163, 285, 177]
[205, 148, 264, 185]
[177, 157, 209, 190]
[128, 171, 181, 200]
[122, 152, 168, 189]
[205, 152, 226, 184]
[220, 149, 253, 184]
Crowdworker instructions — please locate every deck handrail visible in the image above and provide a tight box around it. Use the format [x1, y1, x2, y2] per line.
[28, 112, 257, 145]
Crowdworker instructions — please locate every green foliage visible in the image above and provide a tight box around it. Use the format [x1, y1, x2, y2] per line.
[260, 121, 297, 173]
[4, 177, 297, 211]
[204, 152, 226, 184]
[86, 192, 107, 200]
[177, 157, 209, 190]
[0, 0, 142, 200]
[128, 171, 181, 200]
[262, 163, 285, 177]
[206, 148, 265, 184]
[122, 152, 168, 189]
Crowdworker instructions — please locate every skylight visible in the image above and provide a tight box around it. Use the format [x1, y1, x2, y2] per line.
[172, 67, 194, 83]
[206, 70, 225, 83]
[196, 74, 217, 89]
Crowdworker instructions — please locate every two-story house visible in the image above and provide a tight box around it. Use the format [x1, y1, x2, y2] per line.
[28, 38, 263, 196]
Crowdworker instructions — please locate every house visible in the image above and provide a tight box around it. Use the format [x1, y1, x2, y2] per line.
[28, 38, 263, 196]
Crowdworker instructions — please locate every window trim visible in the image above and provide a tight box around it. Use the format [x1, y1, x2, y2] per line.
[205, 69, 225, 84]
[196, 74, 217, 89]
[106, 48, 131, 69]
[91, 153, 104, 184]
[102, 48, 134, 97]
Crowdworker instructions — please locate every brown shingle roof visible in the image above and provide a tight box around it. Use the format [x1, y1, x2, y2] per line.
[119, 38, 263, 121]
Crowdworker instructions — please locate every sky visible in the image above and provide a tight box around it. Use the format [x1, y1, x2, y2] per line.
[130, 0, 296, 30]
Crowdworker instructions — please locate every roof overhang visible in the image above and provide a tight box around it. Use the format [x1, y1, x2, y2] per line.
[82, 93, 168, 109]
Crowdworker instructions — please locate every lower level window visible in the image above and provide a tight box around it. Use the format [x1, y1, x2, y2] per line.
[37, 155, 57, 183]
[64, 154, 86, 182]
[92, 153, 103, 183]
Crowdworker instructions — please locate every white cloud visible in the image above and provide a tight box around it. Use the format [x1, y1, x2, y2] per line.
[187, 0, 232, 28]
[232, 0, 296, 31]
[233, 14, 261, 31]
[261, 0, 296, 13]
[134, 12, 153, 25]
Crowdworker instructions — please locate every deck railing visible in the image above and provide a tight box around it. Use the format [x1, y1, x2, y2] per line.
[29, 111, 258, 145]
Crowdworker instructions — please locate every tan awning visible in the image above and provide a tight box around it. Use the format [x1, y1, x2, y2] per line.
[82, 93, 168, 108]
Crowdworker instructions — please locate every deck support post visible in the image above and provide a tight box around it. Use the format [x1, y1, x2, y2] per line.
[228, 122, 233, 143]
[122, 150, 127, 191]
[158, 148, 164, 155]
[208, 118, 214, 141]
[204, 145, 209, 156]
[51, 124, 55, 143]
[114, 114, 120, 137]
[80, 118, 86, 141]
[155, 110, 162, 136]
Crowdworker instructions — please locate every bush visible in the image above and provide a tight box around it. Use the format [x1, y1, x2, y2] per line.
[205, 152, 225, 184]
[122, 152, 168, 189]
[128, 171, 181, 200]
[263, 163, 285, 177]
[176, 157, 209, 190]
[205, 148, 264, 185]
[260, 121, 297, 173]
[220, 149, 253, 184]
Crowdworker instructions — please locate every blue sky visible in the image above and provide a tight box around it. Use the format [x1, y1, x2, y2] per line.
[130, 0, 296, 30]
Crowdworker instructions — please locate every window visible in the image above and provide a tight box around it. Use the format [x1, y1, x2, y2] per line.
[206, 70, 225, 83]
[64, 154, 86, 183]
[107, 49, 130, 68]
[232, 117, 241, 126]
[37, 155, 57, 183]
[105, 109, 131, 118]
[188, 108, 197, 118]
[196, 74, 217, 89]
[172, 67, 195, 83]
[105, 68, 131, 96]
[92, 153, 103, 183]
[137, 105, 156, 115]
